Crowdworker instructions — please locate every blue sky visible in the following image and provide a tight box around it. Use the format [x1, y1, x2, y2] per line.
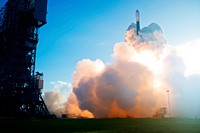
[1, 0, 200, 91]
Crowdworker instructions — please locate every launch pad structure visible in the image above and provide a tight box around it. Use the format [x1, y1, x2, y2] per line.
[0, 0, 52, 118]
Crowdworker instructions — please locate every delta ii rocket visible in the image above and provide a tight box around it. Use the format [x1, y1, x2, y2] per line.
[135, 10, 140, 35]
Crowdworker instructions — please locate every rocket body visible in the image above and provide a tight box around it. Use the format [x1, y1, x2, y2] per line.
[136, 10, 140, 35]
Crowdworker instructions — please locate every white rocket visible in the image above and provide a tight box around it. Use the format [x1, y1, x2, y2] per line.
[135, 10, 140, 35]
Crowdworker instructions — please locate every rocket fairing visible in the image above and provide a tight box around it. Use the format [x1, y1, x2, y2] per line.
[136, 10, 140, 21]
[135, 10, 140, 35]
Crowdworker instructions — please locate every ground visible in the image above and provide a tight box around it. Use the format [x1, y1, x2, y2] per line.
[0, 118, 200, 133]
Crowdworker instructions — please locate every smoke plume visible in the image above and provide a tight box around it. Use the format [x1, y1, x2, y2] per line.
[43, 81, 72, 117]
[46, 21, 200, 118]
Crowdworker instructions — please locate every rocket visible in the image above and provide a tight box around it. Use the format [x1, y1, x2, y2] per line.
[135, 10, 140, 35]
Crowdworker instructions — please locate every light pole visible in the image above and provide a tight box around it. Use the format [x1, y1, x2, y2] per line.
[167, 90, 171, 117]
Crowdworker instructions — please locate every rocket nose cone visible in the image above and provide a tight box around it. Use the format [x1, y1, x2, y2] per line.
[135, 10, 140, 21]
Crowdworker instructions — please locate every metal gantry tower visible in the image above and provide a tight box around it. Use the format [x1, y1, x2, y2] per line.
[0, 0, 51, 117]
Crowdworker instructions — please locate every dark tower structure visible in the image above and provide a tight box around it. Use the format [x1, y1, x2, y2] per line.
[0, 0, 50, 117]
[135, 10, 140, 35]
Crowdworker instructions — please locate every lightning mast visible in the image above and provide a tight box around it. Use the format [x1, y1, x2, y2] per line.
[167, 90, 171, 117]
[0, 0, 51, 117]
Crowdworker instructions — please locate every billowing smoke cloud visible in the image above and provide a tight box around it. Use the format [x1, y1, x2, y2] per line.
[64, 21, 197, 118]
[46, 21, 200, 118]
[167, 40, 200, 118]
[43, 81, 72, 117]
[43, 81, 94, 118]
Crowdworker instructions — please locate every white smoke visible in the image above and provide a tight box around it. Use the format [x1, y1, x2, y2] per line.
[167, 40, 200, 118]
[43, 81, 72, 117]
[174, 39, 200, 76]
[45, 20, 200, 118]
[65, 22, 169, 118]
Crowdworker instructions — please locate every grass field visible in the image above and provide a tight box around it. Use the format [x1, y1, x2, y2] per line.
[0, 118, 200, 133]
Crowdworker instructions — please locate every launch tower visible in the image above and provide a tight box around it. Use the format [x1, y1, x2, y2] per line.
[0, 0, 50, 117]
